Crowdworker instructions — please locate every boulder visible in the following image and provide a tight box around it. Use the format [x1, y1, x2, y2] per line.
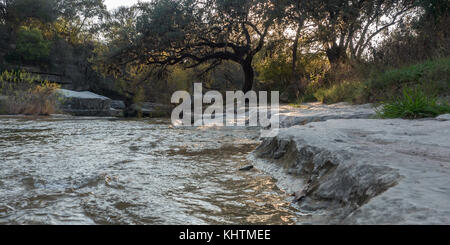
[55, 89, 112, 116]
[109, 108, 123, 117]
[111, 100, 126, 110]
[131, 102, 172, 117]
[109, 100, 125, 117]
[436, 114, 450, 121]
[252, 116, 450, 224]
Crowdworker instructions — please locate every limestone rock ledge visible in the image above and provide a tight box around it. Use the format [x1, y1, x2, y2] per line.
[251, 117, 450, 224]
[56, 89, 112, 116]
[278, 102, 376, 128]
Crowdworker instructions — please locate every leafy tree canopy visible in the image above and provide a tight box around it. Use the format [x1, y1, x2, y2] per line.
[108, 0, 280, 92]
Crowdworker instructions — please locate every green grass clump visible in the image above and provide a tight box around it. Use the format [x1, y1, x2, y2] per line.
[367, 57, 450, 101]
[290, 57, 449, 107]
[376, 87, 450, 119]
[313, 81, 366, 104]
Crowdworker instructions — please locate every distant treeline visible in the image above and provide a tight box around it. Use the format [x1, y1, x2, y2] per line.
[0, 0, 448, 106]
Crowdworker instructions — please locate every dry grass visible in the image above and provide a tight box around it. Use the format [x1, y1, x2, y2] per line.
[0, 70, 61, 116]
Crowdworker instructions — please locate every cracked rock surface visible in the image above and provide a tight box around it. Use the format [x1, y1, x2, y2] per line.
[252, 116, 450, 224]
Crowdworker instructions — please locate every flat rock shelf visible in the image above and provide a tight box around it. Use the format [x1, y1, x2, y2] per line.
[251, 115, 450, 224]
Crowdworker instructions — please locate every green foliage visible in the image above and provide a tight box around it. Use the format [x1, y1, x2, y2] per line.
[53, 0, 108, 44]
[10, 27, 51, 62]
[0, 0, 446, 111]
[109, 0, 277, 92]
[313, 81, 366, 104]
[1, 0, 59, 26]
[102, 6, 138, 46]
[366, 57, 450, 101]
[168, 66, 196, 92]
[0, 69, 37, 93]
[294, 79, 322, 104]
[376, 87, 450, 119]
[302, 58, 450, 105]
[255, 49, 329, 95]
[255, 53, 292, 91]
[299, 53, 329, 84]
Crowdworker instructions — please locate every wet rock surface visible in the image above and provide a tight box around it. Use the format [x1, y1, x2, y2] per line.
[252, 116, 450, 224]
[278, 102, 376, 128]
[55, 90, 173, 118]
[110, 100, 126, 110]
[191, 102, 375, 128]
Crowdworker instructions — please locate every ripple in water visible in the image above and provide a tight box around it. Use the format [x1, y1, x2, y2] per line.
[0, 117, 306, 224]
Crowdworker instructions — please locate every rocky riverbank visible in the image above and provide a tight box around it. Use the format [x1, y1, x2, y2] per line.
[277, 103, 376, 128]
[55, 89, 172, 117]
[251, 104, 450, 224]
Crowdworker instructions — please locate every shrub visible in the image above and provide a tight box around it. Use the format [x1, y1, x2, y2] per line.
[313, 81, 366, 104]
[0, 70, 60, 115]
[8, 27, 51, 63]
[376, 87, 450, 119]
[255, 51, 329, 99]
[255, 53, 292, 92]
[366, 57, 450, 102]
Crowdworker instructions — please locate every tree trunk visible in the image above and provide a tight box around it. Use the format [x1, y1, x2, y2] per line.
[292, 29, 299, 79]
[123, 95, 137, 117]
[326, 44, 347, 67]
[325, 44, 349, 85]
[241, 59, 254, 93]
[281, 25, 303, 103]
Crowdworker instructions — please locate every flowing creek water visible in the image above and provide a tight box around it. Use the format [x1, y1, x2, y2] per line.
[0, 116, 306, 225]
